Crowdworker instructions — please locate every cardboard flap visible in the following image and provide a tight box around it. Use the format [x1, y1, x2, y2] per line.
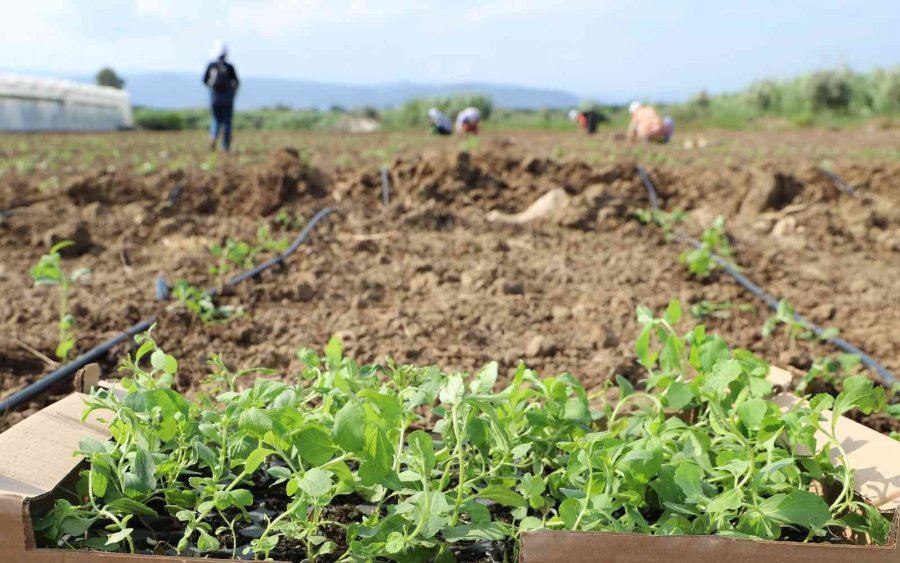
[0, 393, 109, 500]
[772, 393, 900, 510]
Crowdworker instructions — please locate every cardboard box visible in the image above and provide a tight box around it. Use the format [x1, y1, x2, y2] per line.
[521, 367, 900, 562]
[0, 368, 897, 562]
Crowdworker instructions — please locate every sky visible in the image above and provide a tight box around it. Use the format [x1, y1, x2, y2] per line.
[3, 0, 900, 102]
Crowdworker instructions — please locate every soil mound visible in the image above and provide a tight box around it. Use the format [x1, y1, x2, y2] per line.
[338, 150, 636, 215]
[180, 148, 330, 216]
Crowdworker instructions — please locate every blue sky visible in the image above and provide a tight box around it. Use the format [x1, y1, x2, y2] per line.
[4, 1, 900, 101]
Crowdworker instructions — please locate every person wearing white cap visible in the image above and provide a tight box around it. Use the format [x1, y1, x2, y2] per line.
[455, 106, 481, 135]
[568, 108, 600, 134]
[202, 40, 240, 151]
[627, 100, 674, 143]
[428, 107, 452, 135]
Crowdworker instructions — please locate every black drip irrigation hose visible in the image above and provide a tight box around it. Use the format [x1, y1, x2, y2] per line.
[817, 167, 856, 197]
[0, 206, 337, 414]
[380, 166, 391, 205]
[634, 165, 896, 386]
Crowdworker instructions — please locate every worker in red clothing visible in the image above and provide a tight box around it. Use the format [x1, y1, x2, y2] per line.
[455, 107, 481, 135]
[568, 109, 599, 134]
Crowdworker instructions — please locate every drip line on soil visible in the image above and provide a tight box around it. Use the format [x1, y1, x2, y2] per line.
[817, 168, 856, 197]
[634, 165, 896, 386]
[380, 166, 391, 205]
[0, 206, 337, 414]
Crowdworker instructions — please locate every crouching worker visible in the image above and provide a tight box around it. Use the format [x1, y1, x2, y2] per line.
[428, 107, 452, 135]
[568, 109, 599, 134]
[627, 101, 674, 143]
[203, 40, 240, 151]
[455, 106, 481, 135]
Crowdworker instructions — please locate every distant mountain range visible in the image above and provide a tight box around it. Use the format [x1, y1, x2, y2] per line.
[69, 72, 581, 110]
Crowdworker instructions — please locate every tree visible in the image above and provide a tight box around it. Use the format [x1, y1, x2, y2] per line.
[95, 68, 125, 89]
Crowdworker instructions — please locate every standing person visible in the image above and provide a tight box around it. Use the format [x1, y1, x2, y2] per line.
[455, 106, 481, 135]
[428, 107, 452, 135]
[203, 40, 240, 151]
[627, 100, 674, 143]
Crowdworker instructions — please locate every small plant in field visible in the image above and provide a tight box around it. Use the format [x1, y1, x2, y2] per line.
[36, 301, 892, 560]
[135, 160, 157, 176]
[209, 227, 289, 278]
[678, 216, 733, 278]
[255, 224, 289, 253]
[689, 299, 755, 320]
[795, 354, 862, 394]
[635, 207, 686, 240]
[762, 299, 839, 345]
[275, 209, 305, 230]
[209, 239, 254, 277]
[459, 136, 480, 153]
[171, 280, 242, 324]
[30, 241, 90, 360]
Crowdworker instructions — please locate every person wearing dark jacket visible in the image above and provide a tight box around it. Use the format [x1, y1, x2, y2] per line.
[203, 40, 239, 151]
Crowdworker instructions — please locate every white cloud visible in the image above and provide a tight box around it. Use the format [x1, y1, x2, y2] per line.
[465, 0, 600, 24]
[134, 0, 195, 19]
[227, 0, 428, 38]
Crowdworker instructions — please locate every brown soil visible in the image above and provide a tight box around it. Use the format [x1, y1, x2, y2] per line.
[1, 131, 898, 434]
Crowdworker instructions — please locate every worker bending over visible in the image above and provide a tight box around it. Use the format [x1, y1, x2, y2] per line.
[428, 108, 452, 135]
[627, 101, 674, 143]
[456, 107, 481, 135]
[568, 109, 599, 134]
[203, 40, 240, 151]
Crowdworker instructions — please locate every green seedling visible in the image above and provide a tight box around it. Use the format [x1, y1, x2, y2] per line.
[209, 239, 254, 278]
[689, 299, 755, 320]
[29, 241, 90, 360]
[762, 299, 839, 348]
[36, 301, 892, 560]
[209, 227, 289, 278]
[171, 280, 242, 324]
[459, 136, 480, 153]
[635, 207, 686, 240]
[678, 216, 733, 278]
[795, 354, 862, 394]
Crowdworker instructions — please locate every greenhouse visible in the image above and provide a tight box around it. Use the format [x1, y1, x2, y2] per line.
[0, 74, 133, 131]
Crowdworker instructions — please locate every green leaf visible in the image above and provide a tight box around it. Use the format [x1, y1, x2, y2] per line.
[635, 325, 652, 368]
[442, 522, 510, 542]
[244, 447, 275, 474]
[239, 407, 273, 436]
[407, 430, 435, 476]
[359, 426, 393, 486]
[706, 488, 743, 513]
[105, 527, 133, 546]
[105, 497, 158, 517]
[477, 485, 527, 508]
[439, 374, 465, 405]
[300, 468, 333, 498]
[385, 531, 405, 554]
[333, 401, 365, 452]
[197, 530, 220, 553]
[759, 490, 831, 529]
[470, 362, 498, 394]
[55, 339, 75, 361]
[133, 445, 156, 492]
[833, 376, 886, 418]
[666, 382, 694, 410]
[296, 425, 337, 465]
[149, 348, 178, 375]
[737, 398, 768, 429]
[325, 335, 343, 368]
[663, 299, 682, 325]
[558, 497, 581, 529]
[673, 462, 705, 503]
[90, 469, 108, 497]
[702, 359, 741, 394]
